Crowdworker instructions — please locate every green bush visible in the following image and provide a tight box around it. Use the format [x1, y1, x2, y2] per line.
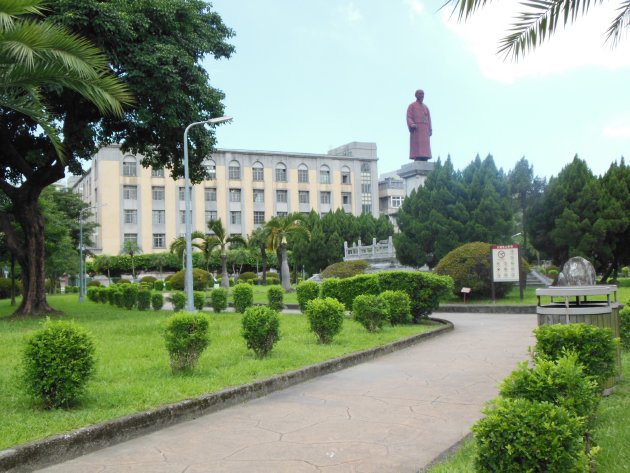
[151, 292, 164, 311]
[153, 280, 164, 291]
[0, 278, 22, 298]
[86, 286, 99, 302]
[97, 287, 109, 304]
[613, 277, 630, 287]
[241, 306, 280, 358]
[320, 274, 380, 310]
[164, 281, 172, 290]
[620, 305, 630, 350]
[267, 286, 284, 311]
[168, 268, 211, 291]
[233, 284, 254, 313]
[137, 287, 152, 311]
[105, 287, 117, 305]
[379, 290, 412, 325]
[87, 280, 101, 287]
[321, 260, 369, 279]
[113, 288, 124, 307]
[264, 273, 280, 285]
[238, 272, 258, 282]
[117, 279, 132, 285]
[296, 281, 320, 312]
[121, 284, 139, 310]
[140, 276, 157, 285]
[210, 288, 228, 313]
[352, 294, 389, 332]
[171, 291, 186, 312]
[534, 323, 618, 388]
[304, 297, 345, 344]
[193, 291, 206, 311]
[164, 313, 209, 373]
[22, 320, 95, 408]
[473, 398, 588, 473]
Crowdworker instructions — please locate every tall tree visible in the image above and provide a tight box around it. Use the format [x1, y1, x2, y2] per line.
[248, 226, 270, 284]
[169, 232, 204, 269]
[0, 0, 133, 315]
[265, 213, 310, 291]
[120, 240, 142, 280]
[204, 219, 245, 288]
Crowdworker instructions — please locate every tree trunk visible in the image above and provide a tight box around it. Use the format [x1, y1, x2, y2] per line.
[280, 245, 292, 292]
[220, 252, 229, 288]
[10, 255, 16, 306]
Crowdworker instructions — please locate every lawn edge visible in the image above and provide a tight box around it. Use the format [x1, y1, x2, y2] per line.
[0, 318, 453, 473]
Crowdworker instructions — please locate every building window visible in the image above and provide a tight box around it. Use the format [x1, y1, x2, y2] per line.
[252, 162, 264, 181]
[123, 233, 137, 244]
[341, 166, 351, 184]
[122, 157, 137, 177]
[320, 165, 331, 184]
[205, 210, 217, 223]
[179, 210, 192, 225]
[320, 191, 331, 204]
[299, 191, 309, 204]
[152, 186, 164, 201]
[204, 187, 216, 202]
[153, 233, 165, 248]
[151, 167, 164, 178]
[204, 160, 216, 180]
[276, 190, 288, 203]
[152, 210, 165, 224]
[298, 164, 309, 183]
[230, 211, 241, 225]
[123, 209, 137, 224]
[361, 163, 372, 213]
[123, 185, 137, 200]
[253, 189, 265, 203]
[275, 163, 287, 182]
[342, 192, 352, 205]
[253, 211, 265, 225]
[391, 196, 403, 208]
[228, 160, 241, 180]
[277, 211, 288, 217]
[229, 188, 241, 202]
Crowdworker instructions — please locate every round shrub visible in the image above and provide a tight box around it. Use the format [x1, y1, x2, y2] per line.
[106, 287, 117, 305]
[619, 305, 630, 350]
[473, 398, 588, 472]
[140, 276, 157, 285]
[238, 272, 258, 282]
[151, 292, 164, 311]
[241, 306, 280, 358]
[122, 283, 139, 310]
[153, 280, 164, 291]
[137, 287, 152, 311]
[86, 286, 99, 302]
[22, 320, 95, 408]
[97, 287, 109, 304]
[164, 313, 209, 373]
[117, 279, 132, 285]
[296, 281, 320, 312]
[114, 288, 124, 307]
[434, 242, 513, 299]
[87, 280, 101, 287]
[233, 284, 254, 314]
[210, 288, 228, 313]
[379, 290, 412, 325]
[193, 291, 206, 311]
[168, 268, 211, 291]
[265, 273, 280, 286]
[305, 297, 345, 344]
[267, 286, 284, 311]
[352, 294, 389, 333]
[321, 260, 369, 279]
[171, 291, 186, 312]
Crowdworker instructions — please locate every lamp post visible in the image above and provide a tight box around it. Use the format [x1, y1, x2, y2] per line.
[183, 116, 233, 311]
[79, 204, 105, 303]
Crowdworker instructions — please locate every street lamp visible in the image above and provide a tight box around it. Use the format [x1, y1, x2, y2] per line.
[79, 204, 105, 303]
[183, 116, 233, 311]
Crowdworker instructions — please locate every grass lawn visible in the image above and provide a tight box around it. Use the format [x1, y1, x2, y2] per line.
[243, 284, 298, 305]
[427, 351, 630, 472]
[0, 295, 438, 450]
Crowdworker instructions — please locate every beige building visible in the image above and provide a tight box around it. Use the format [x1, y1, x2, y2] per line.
[72, 142, 380, 255]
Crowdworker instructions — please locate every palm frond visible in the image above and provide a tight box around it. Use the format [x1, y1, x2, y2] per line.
[606, 0, 630, 45]
[443, 0, 495, 21]
[0, 0, 46, 32]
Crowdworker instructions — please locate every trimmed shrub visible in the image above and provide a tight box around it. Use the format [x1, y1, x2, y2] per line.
[87, 280, 101, 287]
[238, 272, 258, 282]
[353, 294, 389, 332]
[264, 273, 280, 286]
[296, 281, 320, 312]
[106, 287, 117, 305]
[168, 268, 212, 291]
[620, 305, 630, 350]
[164, 313, 209, 373]
[267, 286, 284, 311]
[233, 284, 254, 314]
[153, 280, 164, 291]
[473, 398, 588, 473]
[171, 291, 186, 312]
[121, 284, 139, 310]
[379, 290, 412, 325]
[140, 276, 157, 285]
[164, 281, 172, 290]
[193, 291, 206, 311]
[117, 279, 132, 285]
[151, 292, 164, 311]
[86, 286, 99, 302]
[114, 289, 124, 307]
[97, 287, 109, 304]
[321, 260, 369, 279]
[305, 297, 345, 344]
[137, 287, 152, 311]
[241, 306, 280, 358]
[533, 323, 618, 388]
[320, 274, 380, 310]
[22, 320, 95, 408]
[210, 288, 228, 313]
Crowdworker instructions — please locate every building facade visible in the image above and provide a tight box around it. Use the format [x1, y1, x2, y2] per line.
[72, 142, 379, 255]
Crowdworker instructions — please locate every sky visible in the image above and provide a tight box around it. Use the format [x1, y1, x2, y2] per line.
[205, 0, 630, 179]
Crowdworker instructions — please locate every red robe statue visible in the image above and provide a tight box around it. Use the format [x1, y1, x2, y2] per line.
[406, 89, 432, 161]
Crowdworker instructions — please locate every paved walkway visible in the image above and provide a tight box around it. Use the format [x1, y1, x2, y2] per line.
[38, 313, 537, 473]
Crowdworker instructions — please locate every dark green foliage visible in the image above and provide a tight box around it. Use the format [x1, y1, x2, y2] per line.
[304, 297, 345, 344]
[0, 278, 22, 299]
[434, 242, 512, 298]
[121, 284, 139, 310]
[113, 289, 124, 307]
[151, 292, 164, 311]
[87, 280, 101, 287]
[164, 313, 210, 373]
[153, 280, 164, 291]
[171, 292, 186, 312]
[238, 272, 257, 282]
[117, 279, 132, 285]
[265, 273, 280, 286]
[620, 305, 630, 350]
[210, 288, 228, 313]
[379, 290, 412, 325]
[168, 269, 211, 291]
[320, 275, 381, 310]
[241, 306, 280, 358]
[321, 260, 369, 279]
[86, 286, 99, 302]
[534, 323, 618, 387]
[140, 276, 157, 284]
[22, 320, 95, 408]
[137, 287, 151, 311]
[267, 286, 284, 311]
[473, 398, 588, 473]
[232, 284, 254, 313]
[106, 287, 117, 305]
[97, 287, 109, 303]
[193, 291, 206, 311]
[296, 281, 320, 311]
[352, 294, 389, 332]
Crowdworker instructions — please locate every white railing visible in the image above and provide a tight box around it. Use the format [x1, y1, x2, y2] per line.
[344, 236, 396, 261]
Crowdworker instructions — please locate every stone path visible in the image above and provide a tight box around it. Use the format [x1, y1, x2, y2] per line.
[38, 313, 536, 473]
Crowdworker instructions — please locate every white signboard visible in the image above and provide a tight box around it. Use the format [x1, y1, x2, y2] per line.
[492, 245, 520, 282]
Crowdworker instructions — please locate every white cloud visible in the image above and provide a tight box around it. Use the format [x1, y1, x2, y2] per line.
[403, 0, 425, 18]
[340, 2, 363, 24]
[441, 1, 630, 83]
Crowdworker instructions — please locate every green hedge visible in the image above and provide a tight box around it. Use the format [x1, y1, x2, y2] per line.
[620, 305, 630, 350]
[296, 281, 320, 312]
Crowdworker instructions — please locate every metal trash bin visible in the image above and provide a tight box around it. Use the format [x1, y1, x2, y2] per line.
[536, 285, 621, 391]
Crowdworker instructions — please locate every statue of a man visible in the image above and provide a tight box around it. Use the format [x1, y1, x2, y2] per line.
[406, 89, 432, 161]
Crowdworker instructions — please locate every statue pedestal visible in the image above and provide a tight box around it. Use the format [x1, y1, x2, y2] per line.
[397, 160, 434, 195]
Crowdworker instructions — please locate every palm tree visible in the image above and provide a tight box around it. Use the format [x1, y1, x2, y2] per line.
[203, 219, 246, 288]
[265, 213, 310, 292]
[248, 226, 270, 285]
[120, 240, 141, 280]
[446, 0, 630, 58]
[169, 232, 204, 269]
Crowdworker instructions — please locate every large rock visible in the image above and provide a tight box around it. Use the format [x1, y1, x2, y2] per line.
[556, 257, 596, 286]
